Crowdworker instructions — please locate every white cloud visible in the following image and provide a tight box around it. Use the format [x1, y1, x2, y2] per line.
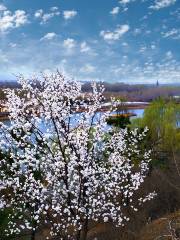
[119, 0, 131, 4]
[151, 44, 156, 49]
[133, 28, 142, 35]
[80, 41, 91, 53]
[34, 8, 60, 24]
[119, 0, 136, 5]
[162, 28, 180, 39]
[166, 51, 173, 58]
[149, 0, 176, 10]
[50, 6, 59, 12]
[139, 46, 147, 53]
[122, 42, 128, 47]
[163, 28, 177, 37]
[63, 38, 76, 49]
[1, 35, 180, 84]
[80, 64, 96, 73]
[40, 32, 57, 41]
[9, 43, 17, 48]
[0, 7, 28, 33]
[0, 4, 7, 11]
[110, 7, 120, 15]
[100, 25, 130, 42]
[0, 52, 8, 63]
[42, 13, 55, 23]
[15, 10, 28, 27]
[34, 9, 43, 18]
[63, 10, 77, 20]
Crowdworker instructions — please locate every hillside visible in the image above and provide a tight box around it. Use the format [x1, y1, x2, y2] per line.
[138, 211, 180, 240]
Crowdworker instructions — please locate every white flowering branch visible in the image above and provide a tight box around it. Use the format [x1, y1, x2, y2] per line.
[0, 71, 154, 240]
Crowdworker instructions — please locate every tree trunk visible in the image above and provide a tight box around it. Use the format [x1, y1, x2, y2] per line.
[31, 229, 36, 240]
[80, 219, 88, 240]
[76, 230, 81, 240]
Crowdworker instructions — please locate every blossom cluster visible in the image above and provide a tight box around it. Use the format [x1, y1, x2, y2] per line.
[0, 72, 154, 239]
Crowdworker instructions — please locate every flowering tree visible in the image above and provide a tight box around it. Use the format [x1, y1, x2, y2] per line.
[0, 72, 155, 240]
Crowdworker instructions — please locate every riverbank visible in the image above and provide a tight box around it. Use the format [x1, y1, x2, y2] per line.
[0, 102, 149, 121]
[0, 112, 9, 121]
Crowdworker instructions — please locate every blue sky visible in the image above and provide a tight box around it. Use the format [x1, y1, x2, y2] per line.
[0, 0, 179, 83]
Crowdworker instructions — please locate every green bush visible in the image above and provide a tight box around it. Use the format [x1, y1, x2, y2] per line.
[106, 115, 130, 129]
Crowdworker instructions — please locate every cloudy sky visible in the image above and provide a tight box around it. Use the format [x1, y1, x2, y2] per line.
[0, 0, 179, 83]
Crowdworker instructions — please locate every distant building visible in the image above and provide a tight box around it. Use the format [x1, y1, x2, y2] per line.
[156, 80, 159, 87]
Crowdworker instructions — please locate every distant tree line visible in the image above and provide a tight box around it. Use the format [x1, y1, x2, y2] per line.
[82, 82, 180, 102]
[0, 80, 180, 102]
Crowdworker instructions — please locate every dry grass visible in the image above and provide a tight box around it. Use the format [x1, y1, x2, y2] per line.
[137, 211, 180, 240]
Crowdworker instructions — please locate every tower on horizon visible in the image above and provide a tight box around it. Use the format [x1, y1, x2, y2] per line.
[156, 80, 159, 87]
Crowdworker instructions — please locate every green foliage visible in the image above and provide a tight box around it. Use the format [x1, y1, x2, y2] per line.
[106, 115, 130, 129]
[131, 99, 180, 167]
[0, 208, 15, 240]
[131, 99, 180, 151]
[0, 208, 32, 240]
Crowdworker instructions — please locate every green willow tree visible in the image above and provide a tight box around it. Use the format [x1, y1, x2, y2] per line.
[131, 98, 180, 166]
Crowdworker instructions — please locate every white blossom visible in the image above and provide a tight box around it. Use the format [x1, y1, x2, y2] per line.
[0, 71, 154, 239]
